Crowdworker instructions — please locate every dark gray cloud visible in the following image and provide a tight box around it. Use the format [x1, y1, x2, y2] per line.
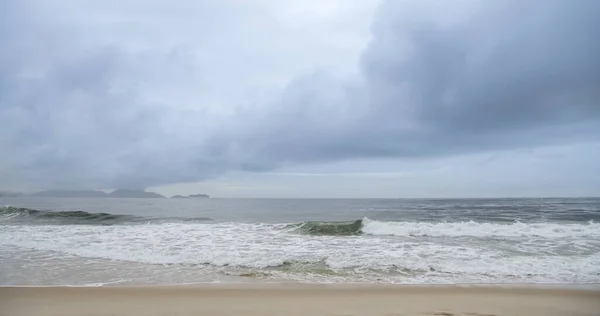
[214, 0, 600, 169]
[1, 0, 599, 190]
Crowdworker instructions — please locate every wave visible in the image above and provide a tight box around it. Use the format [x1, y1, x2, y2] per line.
[0, 206, 211, 225]
[288, 220, 363, 236]
[360, 218, 600, 238]
[286, 218, 600, 238]
[1, 206, 135, 225]
[3, 206, 598, 239]
[3, 218, 599, 284]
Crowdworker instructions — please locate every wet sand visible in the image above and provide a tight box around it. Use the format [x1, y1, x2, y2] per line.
[1, 285, 599, 316]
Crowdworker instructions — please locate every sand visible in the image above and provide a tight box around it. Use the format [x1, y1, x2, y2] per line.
[1, 285, 599, 316]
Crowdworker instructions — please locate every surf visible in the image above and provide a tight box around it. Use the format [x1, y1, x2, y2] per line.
[0, 206, 212, 225]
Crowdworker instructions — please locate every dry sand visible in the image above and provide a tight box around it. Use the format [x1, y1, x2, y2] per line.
[1, 285, 599, 316]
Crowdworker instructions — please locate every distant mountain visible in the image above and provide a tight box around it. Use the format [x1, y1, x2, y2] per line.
[170, 193, 210, 199]
[189, 194, 210, 198]
[30, 190, 108, 198]
[108, 189, 165, 198]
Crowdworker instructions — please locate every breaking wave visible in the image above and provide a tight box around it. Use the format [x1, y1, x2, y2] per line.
[289, 220, 363, 236]
[360, 218, 600, 238]
[3, 206, 598, 239]
[0, 206, 212, 225]
[288, 218, 600, 238]
[0, 206, 132, 224]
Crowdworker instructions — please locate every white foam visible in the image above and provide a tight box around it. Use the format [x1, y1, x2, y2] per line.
[361, 217, 600, 238]
[1, 220, 599, 285]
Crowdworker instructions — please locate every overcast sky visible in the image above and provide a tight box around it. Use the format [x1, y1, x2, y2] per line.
[1, 0, 599, 197]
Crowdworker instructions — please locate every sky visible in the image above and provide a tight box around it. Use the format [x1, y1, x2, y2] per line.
[1, 0, 599, 198]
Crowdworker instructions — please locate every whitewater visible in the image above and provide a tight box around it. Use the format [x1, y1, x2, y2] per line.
[1, 198, 599, 286]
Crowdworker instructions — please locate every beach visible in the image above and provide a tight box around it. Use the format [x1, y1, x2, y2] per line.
[1, 285, 599, 316]
[2, 198, 599, 316]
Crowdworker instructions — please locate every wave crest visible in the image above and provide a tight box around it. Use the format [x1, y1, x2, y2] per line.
[289, 220, 363, 236]
[1, 206, 133, 225]
[0, 206, 213, 225]
[286, 218, 600, 238]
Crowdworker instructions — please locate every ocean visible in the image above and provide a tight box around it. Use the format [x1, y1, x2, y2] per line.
[1, 197, 599, 286]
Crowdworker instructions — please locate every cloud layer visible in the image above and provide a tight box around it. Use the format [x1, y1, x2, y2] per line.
[1, 0, 599, 190]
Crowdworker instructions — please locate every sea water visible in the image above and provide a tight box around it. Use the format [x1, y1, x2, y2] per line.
[1, 198, 599, 286]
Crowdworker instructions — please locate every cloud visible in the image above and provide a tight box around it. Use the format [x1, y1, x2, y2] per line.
[1, 0, 599, 190]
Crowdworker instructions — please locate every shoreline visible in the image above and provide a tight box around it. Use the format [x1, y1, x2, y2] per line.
[2, 281, 600, 289]
[2, 283, 600, 292]
[2, 285, 599, 316]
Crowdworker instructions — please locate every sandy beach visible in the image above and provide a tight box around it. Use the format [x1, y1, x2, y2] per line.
[1, 285, 599, 316]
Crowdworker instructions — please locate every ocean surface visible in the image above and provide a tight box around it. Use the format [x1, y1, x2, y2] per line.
[1, 197, 599, 286]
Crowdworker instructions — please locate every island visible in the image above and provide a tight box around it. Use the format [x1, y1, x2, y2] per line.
[189, 194, 210, 198]
[171, 193, 210, 199]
